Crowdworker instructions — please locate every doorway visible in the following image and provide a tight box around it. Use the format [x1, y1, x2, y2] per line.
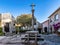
[4, 23, 9, 32]
[44, 27, 47, 33]
[38, 28, 42, 33]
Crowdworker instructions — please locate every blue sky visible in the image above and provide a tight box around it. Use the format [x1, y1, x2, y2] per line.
[0, 0, 60, 23]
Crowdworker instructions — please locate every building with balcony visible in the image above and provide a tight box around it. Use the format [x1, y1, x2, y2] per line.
[48, 7, 60, 33]
[42, 7, 60, 33]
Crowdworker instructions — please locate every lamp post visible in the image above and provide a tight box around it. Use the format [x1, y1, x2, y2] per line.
[30, 3, 35, 30]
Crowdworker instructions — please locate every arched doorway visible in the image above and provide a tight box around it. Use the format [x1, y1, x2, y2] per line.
[4, 23, 9, 32]
[44, 27, 47, 33]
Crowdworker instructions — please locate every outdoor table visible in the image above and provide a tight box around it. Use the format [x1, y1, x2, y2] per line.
[26, 31, 39, 45]
[26, 31, 39, 34]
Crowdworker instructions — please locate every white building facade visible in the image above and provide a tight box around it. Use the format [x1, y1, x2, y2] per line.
[1, 13, 15, 33]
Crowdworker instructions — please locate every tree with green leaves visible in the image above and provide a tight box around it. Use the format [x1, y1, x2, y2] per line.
[16, 14, 36, 27]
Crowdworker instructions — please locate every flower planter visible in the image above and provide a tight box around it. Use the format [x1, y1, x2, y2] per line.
[57, 33, 60, 36]
[57, 28, 60, 36]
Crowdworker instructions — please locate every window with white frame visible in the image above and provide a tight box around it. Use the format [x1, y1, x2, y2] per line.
[54, 14, 58, 21]
[2, 14, 10, 20]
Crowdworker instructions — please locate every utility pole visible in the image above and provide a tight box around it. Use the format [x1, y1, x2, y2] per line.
[30, 3, 35, 30]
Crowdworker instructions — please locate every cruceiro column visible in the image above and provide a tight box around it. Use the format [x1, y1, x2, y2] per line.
[30, 3, 35, 30]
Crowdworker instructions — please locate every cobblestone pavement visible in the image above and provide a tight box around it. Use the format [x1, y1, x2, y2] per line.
[0, 34, 60, 45]
[40, 34, 60, 45]
[0, 44, 24, 45]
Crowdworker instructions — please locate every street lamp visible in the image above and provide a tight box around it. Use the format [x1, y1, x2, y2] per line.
[30, 3, 35, 30]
